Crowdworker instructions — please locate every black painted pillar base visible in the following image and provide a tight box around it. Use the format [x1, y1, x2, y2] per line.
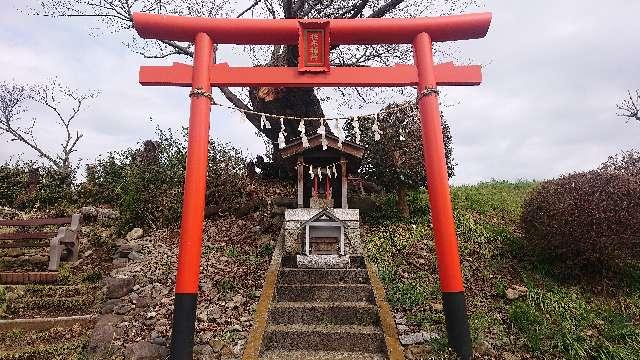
[442, 291, 472, 360]
[170, 293, 198, 360]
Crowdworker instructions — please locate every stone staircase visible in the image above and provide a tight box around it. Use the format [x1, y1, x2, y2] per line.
[258, 267, 390, 360]
[0, 284, 98, 358]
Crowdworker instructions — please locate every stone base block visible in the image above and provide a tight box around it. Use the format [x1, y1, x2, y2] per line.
[296, 255, 349, 269]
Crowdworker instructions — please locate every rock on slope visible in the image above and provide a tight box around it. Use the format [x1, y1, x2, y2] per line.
[91, 216, 276, 359]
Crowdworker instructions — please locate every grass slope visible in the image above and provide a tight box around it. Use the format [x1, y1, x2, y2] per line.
[363, 181, 640, 359]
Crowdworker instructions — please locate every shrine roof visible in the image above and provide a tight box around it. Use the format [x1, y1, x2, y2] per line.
[298, 208, 347, 230]
[280, 133, 365, 160]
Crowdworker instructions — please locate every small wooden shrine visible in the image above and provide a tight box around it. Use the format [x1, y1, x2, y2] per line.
[280, 133, 364, 209]
[300, 208, 345, 256]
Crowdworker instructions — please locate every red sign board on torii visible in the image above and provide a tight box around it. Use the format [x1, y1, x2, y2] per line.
[132, 11, 491, 360]
[298, 20, 330, 71]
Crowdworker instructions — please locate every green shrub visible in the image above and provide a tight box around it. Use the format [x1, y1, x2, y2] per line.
[386, 280, 430, 309]
[78, 128, 187, 231]
[0, 160, 75, 211]
[57, 263, 73, 285]
[358, 194, 403, 225]
[521, 151, 640, 270]
[0, 161, 28, 207]
[78, 127, 249, 232]
[1, 126, 254, 231]
[256, 242, 274, 258]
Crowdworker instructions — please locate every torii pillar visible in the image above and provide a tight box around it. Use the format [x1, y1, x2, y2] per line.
[414, 32, 471, 357]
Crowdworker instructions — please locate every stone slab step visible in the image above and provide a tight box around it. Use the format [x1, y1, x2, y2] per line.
[276, 284, 374, 303]
[269, 302, 379, 326]
[278, 268, 370, 285]
[3, 284, 95, 297]
[260, 350, 387, 360]
[0, 324, 88, 356]
[296, 255, 349, 269]
[262, 324, 386, 353]
[0, 315, 96, 332]
[8, 295, 94, 311]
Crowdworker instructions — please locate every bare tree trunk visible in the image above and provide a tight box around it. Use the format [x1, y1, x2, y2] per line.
[397, 186, 410, 218]
[248, 44, 328, 175]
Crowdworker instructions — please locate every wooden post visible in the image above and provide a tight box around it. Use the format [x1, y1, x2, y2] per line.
[339, 225, 344, 255]
[312, 176, 318, 198]
[305, 224, 310, 255]
[297, 156, 304, 208]
[341, 156, 348, 209]
[325, 176, 331, 200]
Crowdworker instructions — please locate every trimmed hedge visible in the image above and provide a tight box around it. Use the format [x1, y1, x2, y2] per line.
[521, 151, 640, 268]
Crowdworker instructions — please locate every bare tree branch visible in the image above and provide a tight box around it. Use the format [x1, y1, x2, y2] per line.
[283, 0, 294, 18]
[369, 0, 406, 18]
[338, 0, 370, 18]
[0, 79, 97, 171]
[617, 90, 640, 123]
[159, 39, 194, 57]
[291, 0, 308, 17]
[237, 0, 261, 18]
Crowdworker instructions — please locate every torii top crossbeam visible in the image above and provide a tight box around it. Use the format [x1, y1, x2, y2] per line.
[132, 10, 492, 360]
[133, 12, 491, 44]
[135, 13, 491, 88]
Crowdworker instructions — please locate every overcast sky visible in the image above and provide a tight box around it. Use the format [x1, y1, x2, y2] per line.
[1, 0, 638, 184]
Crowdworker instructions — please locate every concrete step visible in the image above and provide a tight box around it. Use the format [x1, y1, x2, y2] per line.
[262, 324, 386, 353]
[260, 350, 387, 360]
[269, 302, 379, 326]
[278, 268, 370, 285]
[276, 284, 374, 303]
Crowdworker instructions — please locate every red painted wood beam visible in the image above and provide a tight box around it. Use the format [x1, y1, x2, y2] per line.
[132, 12, 491, 44]
[139, 62, 482, 88]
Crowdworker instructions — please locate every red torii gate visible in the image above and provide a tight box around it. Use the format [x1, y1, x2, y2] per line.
[133, 11, 491, 360]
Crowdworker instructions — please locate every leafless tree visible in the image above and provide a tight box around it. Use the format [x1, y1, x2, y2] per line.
[0, 79, 98, 172]
[617, 90, 640, 123]
[29, 0, 477, 155]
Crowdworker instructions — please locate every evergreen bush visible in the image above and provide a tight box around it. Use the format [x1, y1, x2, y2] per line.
[1, 127, 251, 232]
[0, 160, 75, 211]
[521, 150, 640, 269]
[79, 127, 249, 232]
